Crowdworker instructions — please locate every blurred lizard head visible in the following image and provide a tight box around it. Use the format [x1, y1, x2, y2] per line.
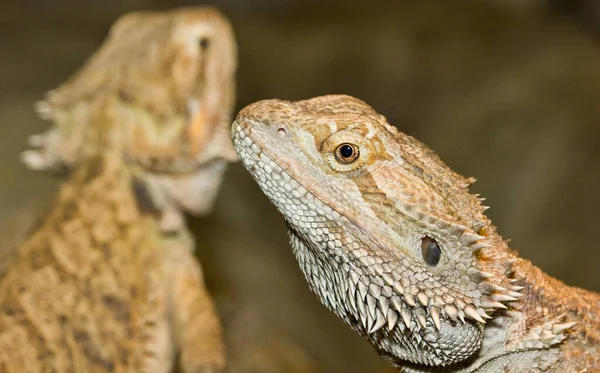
[23, 6, 238, 213]
[232, 95, 523, 368]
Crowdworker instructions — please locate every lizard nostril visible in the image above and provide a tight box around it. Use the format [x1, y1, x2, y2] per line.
[277, 127, 287, 137]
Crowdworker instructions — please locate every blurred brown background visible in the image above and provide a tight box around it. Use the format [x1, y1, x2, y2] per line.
[1, 1, 599, 372]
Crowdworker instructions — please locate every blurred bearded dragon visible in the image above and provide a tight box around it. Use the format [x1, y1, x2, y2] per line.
[232, 95, 599, 372]
[0, 7, 237, 373]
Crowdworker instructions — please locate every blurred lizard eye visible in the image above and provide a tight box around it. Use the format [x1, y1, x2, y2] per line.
[198, 38, 210, 50]
[421, 236, 441, 266]
[335, 143, 359, 164]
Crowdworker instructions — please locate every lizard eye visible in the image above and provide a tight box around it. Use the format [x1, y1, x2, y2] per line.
[322, 131, 373, 173]
[334, 143, 359, 164]
[421, 236, 441, 266]
[198, 38, 210, 50]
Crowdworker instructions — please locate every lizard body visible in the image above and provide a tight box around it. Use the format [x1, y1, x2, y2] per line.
[231, 95, 599, 372]
[0, 7, 237, 372]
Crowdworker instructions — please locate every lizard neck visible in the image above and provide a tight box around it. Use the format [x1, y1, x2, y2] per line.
[49, 153, 152, 234]
[458, 231, 600, 373]
[478, 229, 599, 340]
[6, 152, 168, 283]
[510, 257, 600, 350]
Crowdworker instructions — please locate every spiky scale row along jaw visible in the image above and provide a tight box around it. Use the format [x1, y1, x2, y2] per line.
[232, 95, 599, 372]
[23, 7, 238, 219]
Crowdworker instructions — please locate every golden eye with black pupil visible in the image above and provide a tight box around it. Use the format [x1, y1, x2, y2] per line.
[421, 236, 441, 266]
[334, 143, 359, 164]
[198, 38, 210, 50]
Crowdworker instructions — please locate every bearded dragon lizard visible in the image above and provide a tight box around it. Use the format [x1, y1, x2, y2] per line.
[0, 7, 237, 372]
[232, 95, 599, 372]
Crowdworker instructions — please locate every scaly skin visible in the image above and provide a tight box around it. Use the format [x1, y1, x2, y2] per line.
[232, 95, 599, 372]
[0, 7, 237, 372]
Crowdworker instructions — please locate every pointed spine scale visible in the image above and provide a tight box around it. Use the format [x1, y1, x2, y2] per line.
[400, 308, 412, 329]
[461, 232, 485, 245]
[477, 308, 492, 319]
[369, 310, 387, 334]
[492, 293, 518, 302]
[433, 295, 445, 308]
[404, 294, 416, 307]
[366, 295, 377, 319]
[415, 308, 428, 328]
[357, 282, 368, 300]
[393, 282, 404, 295]
[387, 309, 399, 331]
[508, 285, 525, 292]
[366, 311, 374, 332]
[417, 292, 429, 306]
[430, 306, 441, 330]
[473, 269, 494, 279]
[378, 296, 390, 315]
[481, 300, 507, 310]
[482, 282, 507, 293]
[505, 291, 523, 299]
[444, 304, 458, 321]
[382, 273, 394, 287]
[458, 310, 466, 324]
[357, 294, 367, 319]
[464, 306, 486, 324]
[391, 296, 403, 313]
[369, 283, 382, 298]
[470, 242, 490, 252]
[551, 321, 577, 335]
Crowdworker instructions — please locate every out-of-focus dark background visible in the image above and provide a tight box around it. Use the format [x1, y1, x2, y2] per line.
[1, 1, 599, 372]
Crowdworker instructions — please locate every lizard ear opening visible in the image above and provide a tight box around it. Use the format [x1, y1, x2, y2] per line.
[421, 236, 441, 266]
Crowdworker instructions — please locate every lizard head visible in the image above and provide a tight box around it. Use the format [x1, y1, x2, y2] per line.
[232, 95, 524, 368]
[22, 7, 237, 214]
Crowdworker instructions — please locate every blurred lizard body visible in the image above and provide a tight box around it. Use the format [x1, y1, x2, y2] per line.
[0, 7, 237, 373]
[232, 95, 599, 372]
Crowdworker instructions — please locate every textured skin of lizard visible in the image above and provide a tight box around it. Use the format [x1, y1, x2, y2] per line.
[231, 95, 600, 373]
[0, 7, 237, 373]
